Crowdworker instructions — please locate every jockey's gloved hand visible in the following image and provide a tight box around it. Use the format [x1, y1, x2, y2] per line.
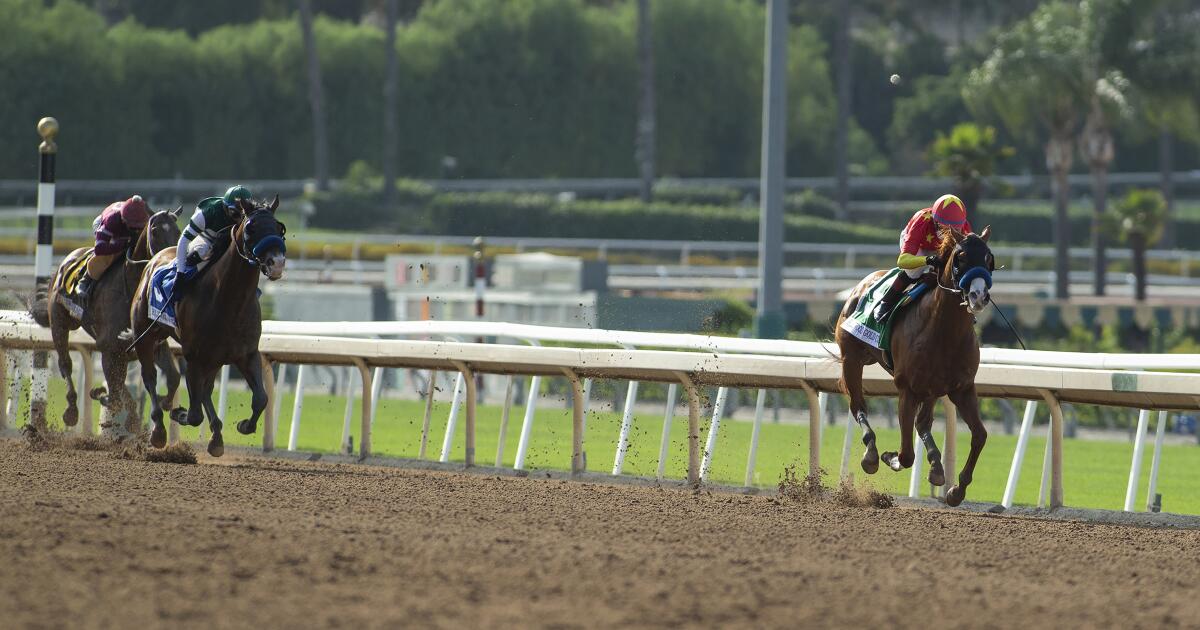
[925, 255, 941, 267]
[185, 251, 203, 267]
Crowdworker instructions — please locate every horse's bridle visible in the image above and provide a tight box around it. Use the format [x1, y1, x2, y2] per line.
[233, 208, 287, 275]
[936, 242, 994, 300]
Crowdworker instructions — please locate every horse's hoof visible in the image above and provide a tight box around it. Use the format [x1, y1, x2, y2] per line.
[63, 405, 78, 427]
[169, 408, 188, 425]
[236, 419, 256, 436]
[945, 485, 966, 507]
[150, 422, 167, 449]
[928, 466, 946, 487]
[89, 386, 107, 401]
[207, 435, 224, 458]
[860, 450, 879, 474]
[881, 451, 904, 472]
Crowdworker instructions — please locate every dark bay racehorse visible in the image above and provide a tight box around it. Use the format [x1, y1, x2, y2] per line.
[128, 196, 286, 456]
[835, 227, 995, 506]
[31, 207, 183, 431]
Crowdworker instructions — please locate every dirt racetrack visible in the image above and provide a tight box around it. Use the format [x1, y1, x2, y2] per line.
[2, 439, 1199, 629]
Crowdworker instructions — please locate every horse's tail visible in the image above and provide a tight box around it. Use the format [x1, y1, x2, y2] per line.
[28, 291, 50, 327]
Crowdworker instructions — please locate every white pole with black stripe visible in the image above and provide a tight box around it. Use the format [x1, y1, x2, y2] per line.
[30, 117, 58, 429]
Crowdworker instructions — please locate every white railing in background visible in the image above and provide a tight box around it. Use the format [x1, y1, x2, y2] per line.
[1, 311, 1197, 512]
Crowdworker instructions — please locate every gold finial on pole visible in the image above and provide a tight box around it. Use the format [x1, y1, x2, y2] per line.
[37, 117, 59, 154]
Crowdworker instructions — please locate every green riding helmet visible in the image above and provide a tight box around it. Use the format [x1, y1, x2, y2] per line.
[222, 185, 253, 209]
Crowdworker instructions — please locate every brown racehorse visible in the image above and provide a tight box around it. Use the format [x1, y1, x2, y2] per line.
[835, 227, 995, 507]
[31, 207, 183, 432]
[128, 196, 286, 456]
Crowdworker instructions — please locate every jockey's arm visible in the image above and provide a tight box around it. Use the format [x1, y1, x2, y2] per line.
[897, 252, 927, 270]
[175, 207, 207, 270]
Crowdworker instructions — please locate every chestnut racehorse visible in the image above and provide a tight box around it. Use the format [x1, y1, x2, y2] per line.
[835, 227, 995, 506]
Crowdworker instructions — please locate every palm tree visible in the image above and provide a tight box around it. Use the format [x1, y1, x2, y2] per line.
[382, 0, 399, 205]
[635, 0, 656, 203]
[966, 1, 1093, 300]
[299, 0, 330, 191]
[1105, 189, 1166, 301]
[927, 123, 1013, 225]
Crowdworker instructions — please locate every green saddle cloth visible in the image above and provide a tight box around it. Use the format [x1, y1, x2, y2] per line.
[839, 268, 928, 371]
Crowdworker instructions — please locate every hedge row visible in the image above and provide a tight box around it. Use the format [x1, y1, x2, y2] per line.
[311, 189, 895, 243]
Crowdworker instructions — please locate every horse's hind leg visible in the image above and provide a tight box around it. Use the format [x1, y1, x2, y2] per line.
[50, 322, 78, 427]
[914, 398, 945, 486]
[881, 391, 919, 472]
[945, 385, 987, 507]
[841, 356, 879, 474]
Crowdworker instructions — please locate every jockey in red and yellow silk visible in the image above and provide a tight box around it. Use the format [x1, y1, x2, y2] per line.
[871, 194, 973, 321]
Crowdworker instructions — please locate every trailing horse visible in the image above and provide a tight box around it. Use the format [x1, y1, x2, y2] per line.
[128, 196, 286, 456]
[835, 227, 995, 507]
[30, 207, 183, 432]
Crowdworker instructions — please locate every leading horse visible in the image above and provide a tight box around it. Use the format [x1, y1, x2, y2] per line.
[128, 196, 286, 456]
[31, 206, 183, 431]
[835, 227, 995, 506]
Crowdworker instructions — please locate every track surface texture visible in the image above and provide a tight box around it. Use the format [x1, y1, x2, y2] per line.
[2, 440, 1199, 629]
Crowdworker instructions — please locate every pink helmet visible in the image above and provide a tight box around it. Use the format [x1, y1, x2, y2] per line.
[121, 195, 150, 229]
[931, 194, 967, 228]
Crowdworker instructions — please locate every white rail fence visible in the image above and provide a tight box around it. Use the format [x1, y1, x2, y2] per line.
[1, 313, 1198, 512]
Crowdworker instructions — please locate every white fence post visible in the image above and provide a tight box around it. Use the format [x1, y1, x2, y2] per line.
[440, 372, 465, 463]
[908, 431, 925, 499]
[1145, 411, 1168, 512]
[840, 408, 855, 481]
[612, 380, 640, 475]
[217, 364, 230, 421]
[340, 367, 356, 453]
[699, 387, 729, 482]
[495, 375, 515, 466]
[743, 389, 768, 487]
[513, 375, 541, 471]
[1002, 401, 1038, 509]
[1124, 409, 1151, 512]
[656, 383, 678, 481]
[418, 370, 436, 460]
[369, 366, 384, 428]
[271, 363, 288, 426]
[287, 364, 306, 451]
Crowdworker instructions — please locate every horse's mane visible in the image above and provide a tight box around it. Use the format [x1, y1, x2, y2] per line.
[936, 230, 959, 257]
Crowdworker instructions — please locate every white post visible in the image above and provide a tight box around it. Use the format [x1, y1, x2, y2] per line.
[6, 351, 20, 421]
[29, 365, 47, 429]
[513, 375, 541, 471]
[699, 387, 729, 482]
[840, 408, 855, 480]
[656, 383, 678, 481]
[1002, 401, 1038, 509]
[743, 389, 768, 487]
[369, 366, 384, 428]
[612, 381, 641, 475]
[1124, 409, 1151, 512]
[340, 367, 356, 453]
[439, 372, 465, 463]
[1037, 422, 1053, 508]
[908, 428, 925, 498]
[272, 364, 288, 426]
[287, 364, 306, 451]
[1145, 411, 1168, 512]
[217, 364, 230, 421]
[495, 375, 515, 467]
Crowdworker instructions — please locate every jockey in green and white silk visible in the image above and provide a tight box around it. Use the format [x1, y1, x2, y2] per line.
[175, 185, 251, 280]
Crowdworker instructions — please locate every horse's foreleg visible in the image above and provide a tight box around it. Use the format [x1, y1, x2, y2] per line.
[945, 386, 987, 507]
[136, 342, 167, 448]
[914, 398, 945, 486]
[198, 369, 223, 457]
[842, 357, 878, 474]
[882, 392, 919, 472]
[235, 352, 268, 437]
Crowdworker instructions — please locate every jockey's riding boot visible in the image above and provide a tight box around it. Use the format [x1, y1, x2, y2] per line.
[76, 276, 96, 307]
[872, 273, 914, 322]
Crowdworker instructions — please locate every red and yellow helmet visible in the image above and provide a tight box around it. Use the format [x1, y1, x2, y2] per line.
[931, 194, 966, 228]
